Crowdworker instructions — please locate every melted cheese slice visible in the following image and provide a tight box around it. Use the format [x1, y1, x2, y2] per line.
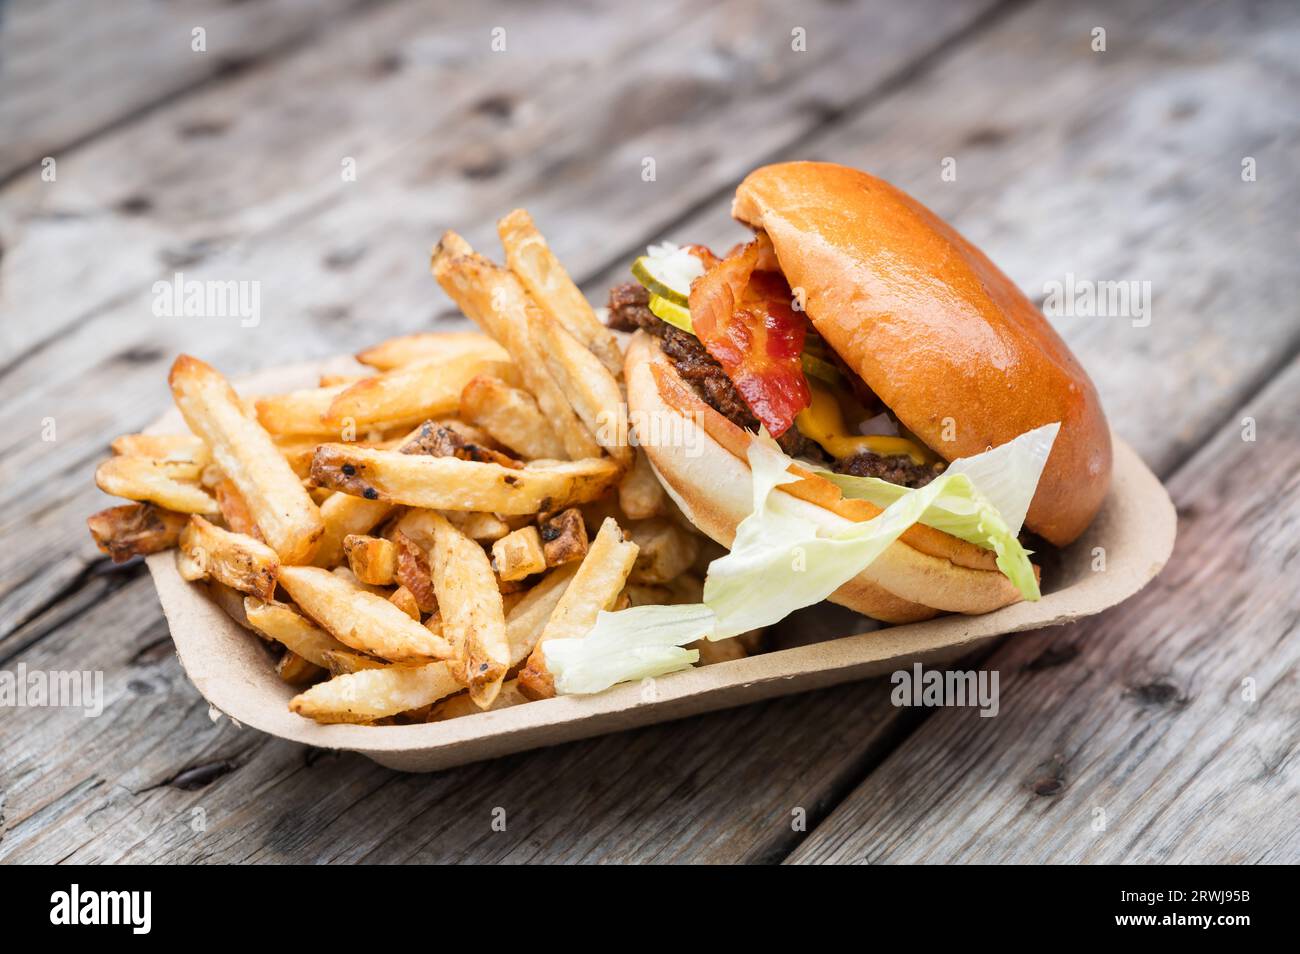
[794, 380, 932, 465]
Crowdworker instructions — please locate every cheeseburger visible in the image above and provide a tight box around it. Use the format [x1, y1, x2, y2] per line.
[609, 161, 1112, 624]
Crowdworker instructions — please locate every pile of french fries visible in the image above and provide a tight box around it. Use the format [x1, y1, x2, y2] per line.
[88, 211, 758, 725]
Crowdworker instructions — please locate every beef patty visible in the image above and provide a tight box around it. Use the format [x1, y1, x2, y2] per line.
[833, 450, 941, 488]
[609, 282, 937, 488]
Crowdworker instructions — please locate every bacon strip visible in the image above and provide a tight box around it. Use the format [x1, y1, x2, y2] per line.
[688, 237, 810, 436]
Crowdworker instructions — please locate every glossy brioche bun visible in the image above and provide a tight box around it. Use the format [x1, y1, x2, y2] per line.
[625, 333, 1031, 622]
[732, 162, 1111, 547]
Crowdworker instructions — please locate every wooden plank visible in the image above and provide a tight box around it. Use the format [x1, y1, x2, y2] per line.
[786, 354, 1300, 864]
[0, 0, 997, 632]
[0, 0, 374, 181]
[0, 0, 1001, 369]
[0, 2, 1005, 863]
[0, 0, 683, 359]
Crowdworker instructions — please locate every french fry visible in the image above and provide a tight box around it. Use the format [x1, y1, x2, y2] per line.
[312, 492, 392, 567]
[427, 512, 510, 708]
[87, 503, 188, 563]
[540, 508, 588, 566]
[318, 372, 368, 388]
[177, 516, 279, 600]
[276, 650, 326, 685]
[453, 511, 512, 543]
[626, 518, 699, 585]
[518, 518, 639, 699]
[389, 585, 422, 620]
[254, 384, 349, 436]
[95, 456, 217, 514]
[342, 534, 398, 585]
[491, 526, 547, 582]
[432, 233, 601, 459]
[459, 374, 566, 460]
[272, 437, 323, 478]
[283, 551, 577, 723]
[397, 419, 473, 457]
[213, 478, 261, 538]
[393, 530, 437, 613]
[320, 648, 388, 676]
[169, 356, 324, 564]
[311, 443, 621, 514]
[433, 418, 499, 450]
[275, 434, 396, 480]
[207, 580, 257, 632]
[398, 419, 522, 467]
[145, 459, 203, 481]
[244, 596, 350, 668]
[289, 662, 464, 724]
[277, 565, 451, 661]
[389, 507, 439, 550]
[429, 679, 528, 721]
[355, 331, 508, 371]
[618, 446, 667, 519]
[531, 308, 631, 468]
[502, 563, 576, 664]
[199, 462, 224, 488]
[323, 354, 516, 431]
[109, 433, 209, 480]
[498, 209, 623, 376]
[331, 564, 389, 596]
[111, 433, 211, 469]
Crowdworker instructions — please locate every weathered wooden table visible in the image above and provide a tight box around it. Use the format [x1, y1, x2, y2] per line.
[2, 0, 1296, 864]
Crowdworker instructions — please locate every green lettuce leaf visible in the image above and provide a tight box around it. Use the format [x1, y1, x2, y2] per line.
[546, 603, 711, 695]
[546, 424, 1058, 693]
[703, 436, 1004, 639]
[819, 422, 1059, 602]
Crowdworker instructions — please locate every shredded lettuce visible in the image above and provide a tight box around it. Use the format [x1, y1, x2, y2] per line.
[946, 422, 1059, 536]
[820, 422, 1060, 603]
[546, 424, 1059, 694]
[547, 604, 711, 695]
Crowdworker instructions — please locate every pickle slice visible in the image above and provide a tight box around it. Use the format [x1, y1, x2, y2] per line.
[631, 244, 703, 307]
[800, 351, 843, 387]
[647, 294, 694, 334]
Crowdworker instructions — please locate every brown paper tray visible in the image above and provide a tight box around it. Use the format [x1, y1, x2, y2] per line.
[145, 359, 1176, 772]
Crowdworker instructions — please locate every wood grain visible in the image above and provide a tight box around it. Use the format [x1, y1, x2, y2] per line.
[0, 0, 997, 361]
[0, 0, 697, 360]
[786, 355, 1300, 864]
[0, 0, 374, 181]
